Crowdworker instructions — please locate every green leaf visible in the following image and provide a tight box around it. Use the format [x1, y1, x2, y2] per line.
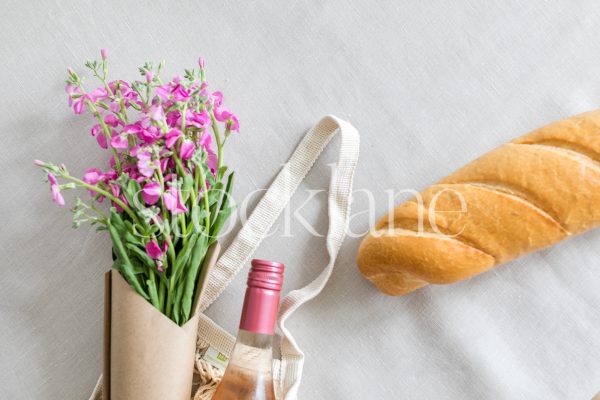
[172, 232, 199, 284]
[210, 172, 235, 239]
[128, 255, 149, 276]
[172, 285, 184, 325]
[181, 234, 209, 322]
[207, 182, 223, 206]
[191, 204, 207, 232]
[181, 174, 194, 203]
[217, 166, 228, 180]
[146, 279, 160, 310]
[211, 205, 236, 241]
[126, 243, 156, 269]
[110, 208, 126, 232]
[107, 220, 149, 301]
[123, 179, 143, 210]
[120, 221, 143, 245]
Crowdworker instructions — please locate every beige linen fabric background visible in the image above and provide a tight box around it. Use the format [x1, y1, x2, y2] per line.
[1, 0, 600, 399]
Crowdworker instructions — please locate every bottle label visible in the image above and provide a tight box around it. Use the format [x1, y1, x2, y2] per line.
[202, 346, 230, 371]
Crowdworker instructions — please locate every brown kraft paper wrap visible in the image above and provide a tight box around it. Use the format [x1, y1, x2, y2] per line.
[103, 242, 221, 400]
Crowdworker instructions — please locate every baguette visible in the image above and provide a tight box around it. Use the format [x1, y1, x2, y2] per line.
[357, 110, 600, 295]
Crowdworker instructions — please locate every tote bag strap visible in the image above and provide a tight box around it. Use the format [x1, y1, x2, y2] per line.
[199, 115, 360, 400]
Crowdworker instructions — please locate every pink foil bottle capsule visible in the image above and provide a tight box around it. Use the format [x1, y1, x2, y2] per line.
[238, 259, 285, 335]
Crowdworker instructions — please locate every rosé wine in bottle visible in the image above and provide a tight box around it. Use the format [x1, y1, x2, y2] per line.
[212, 259, 285, 400]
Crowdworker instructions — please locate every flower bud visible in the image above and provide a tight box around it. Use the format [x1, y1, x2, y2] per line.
[146, 71, 154, 83]
[198, 56, 206, 69]
[225, 120, 232, 137]
[100, 48, 108, 60]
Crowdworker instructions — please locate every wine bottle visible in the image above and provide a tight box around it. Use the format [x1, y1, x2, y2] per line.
[212, 259, 285, 400]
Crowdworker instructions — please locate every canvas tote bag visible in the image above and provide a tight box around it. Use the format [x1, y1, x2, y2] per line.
[89, 115, 360, 400]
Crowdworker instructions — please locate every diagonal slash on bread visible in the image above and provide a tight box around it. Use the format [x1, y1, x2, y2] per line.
[358, 110, 600, 295]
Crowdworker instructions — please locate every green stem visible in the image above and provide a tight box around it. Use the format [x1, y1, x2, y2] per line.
[197, 164, 211, 235]
[145, 82, 151, 107]
[181, 104, 187, 135]
[209, 110, 223, 173]
[94, 68, 114, 97]
[166, 279, 175, 318]
[153, 165, 169, 223]
[63, 175, 140, 226]
[90, 204, 108, 221]
[158, 276, 166, 310]
[147, 269, 160, 310]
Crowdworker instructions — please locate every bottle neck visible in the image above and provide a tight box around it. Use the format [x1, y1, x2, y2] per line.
[227, 284, 279, 371]
[239, 285, 280, 335]
[228, 329, 274, 371]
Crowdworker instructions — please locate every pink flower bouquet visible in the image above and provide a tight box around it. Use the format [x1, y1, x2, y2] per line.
[35, 49, 237, 326]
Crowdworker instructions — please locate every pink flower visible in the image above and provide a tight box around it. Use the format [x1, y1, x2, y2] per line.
[145, 239, 167, 260]
[90, 124, 108, 149]
[179, 139, 195, 160]
[109, 101, 120, 113]
[110, 131, 129, 149]
[72, 96, 87, 114]
[156, 80, 190, 102]
[211, 91, 223, 107]
[187, 110, 210, 128]
[165, 128, 182, 149]
[160, 157, 169, 173]
[104, 114, 121, 127]
[228, 115, 240, 132]
[171, 84, 190, 102]
[155, 84, 170, 101]
[83, 168, 103, 185]
[139, 125, 161, 144]
[198, 131, 212, 150]
[145, 240, 161, 259]
[108, 80, 138, 107]
[123, 123, 142, 136]
[165, 110, 181, 127]
[89, 87, 109, 102]
[142, 181, 162, 205]
[124, 122, 160, 144]
[47, 173, 65, 206]
[128, 146, 140, 157]
[122, 162, 140, 180]
[136, 150, 157, 178]
[65, 84, 82, 107]
[110, 183, 121, 198]
[150, 104, 164, 122]
[214, 107, 239, 132]
[108, 184, 128, 213]
[163, 188, 188, 215]
[100, 48, 108, 60]
[207, 149, 218, 172]
[159, 150, 172, 172]
[83, 168, 103, 197]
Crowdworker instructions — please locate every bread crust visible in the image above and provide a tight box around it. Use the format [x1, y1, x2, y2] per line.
[357, 110, 600, 295]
